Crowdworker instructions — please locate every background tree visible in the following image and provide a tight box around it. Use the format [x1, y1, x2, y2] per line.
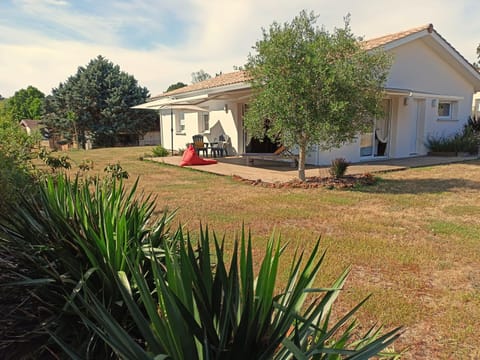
[0, 100, 36, 215]
[475, 43, 480, 69]
[165, 82, 187, 92]
[245, 11, 391, 180]
[44, 55, 157, 147]
[191, 69, 211, 83]
[5, 86, 45, 121]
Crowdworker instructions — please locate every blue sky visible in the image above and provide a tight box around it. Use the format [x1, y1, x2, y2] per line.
[1, 0, 479, 97]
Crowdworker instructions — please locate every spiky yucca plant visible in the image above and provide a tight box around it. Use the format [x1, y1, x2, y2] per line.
[73, 226, 402, 359]
[0, 174, 175, 359]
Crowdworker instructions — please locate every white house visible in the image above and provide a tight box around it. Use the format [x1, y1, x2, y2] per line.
[136, 24, 480, 165]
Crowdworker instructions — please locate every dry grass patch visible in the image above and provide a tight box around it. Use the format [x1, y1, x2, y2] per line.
[57, 147, 480, 359]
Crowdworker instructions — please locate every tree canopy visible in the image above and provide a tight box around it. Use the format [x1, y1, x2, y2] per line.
[476, 43, 480, 69]
[4, 86, 45, 122]
[244, 11, 392, 180]
[44, 55, 157, 147]
[166, 82, 187, 92]
[191, 69, 212, 83]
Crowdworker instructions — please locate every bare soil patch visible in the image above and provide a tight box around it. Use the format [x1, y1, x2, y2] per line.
[232, 173, 377, 189]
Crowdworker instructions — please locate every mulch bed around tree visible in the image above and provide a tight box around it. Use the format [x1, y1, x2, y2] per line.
[232, 173, 377, 189]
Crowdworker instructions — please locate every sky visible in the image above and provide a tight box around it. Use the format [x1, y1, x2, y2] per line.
[1, 0, 479, 98]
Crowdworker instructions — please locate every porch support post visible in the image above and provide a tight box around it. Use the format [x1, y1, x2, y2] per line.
[170, 108, 174, 156]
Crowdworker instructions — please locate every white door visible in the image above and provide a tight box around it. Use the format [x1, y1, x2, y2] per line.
[411, 100, 425, 155]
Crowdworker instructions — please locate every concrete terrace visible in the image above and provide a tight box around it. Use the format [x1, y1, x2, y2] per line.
[152, 155, 478, 183]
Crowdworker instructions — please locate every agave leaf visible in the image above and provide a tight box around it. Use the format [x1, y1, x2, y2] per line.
[121, 255, 168, 354]
[48, 330, 84, 360]
[69, 287, 153, 360]
[1, 277, 56, 286]
[281, 337, 309, 360]
[345, 326, 403, 360]
[116, 270, 131, 297]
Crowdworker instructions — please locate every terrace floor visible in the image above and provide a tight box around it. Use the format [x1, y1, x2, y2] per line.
[153, 154, 478, 183]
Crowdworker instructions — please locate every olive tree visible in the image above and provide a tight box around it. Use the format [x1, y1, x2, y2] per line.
[245, 11, 391, 180]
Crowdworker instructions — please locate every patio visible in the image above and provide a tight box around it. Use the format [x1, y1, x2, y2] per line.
[152, 154, 478, 183]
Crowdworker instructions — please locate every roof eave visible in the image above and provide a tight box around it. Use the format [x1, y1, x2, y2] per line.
[379, 29, 431, 51]
[158, 81, 251, 101]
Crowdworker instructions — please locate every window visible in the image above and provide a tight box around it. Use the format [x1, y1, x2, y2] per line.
[177, 112, 185, 133]
[201, 113, 209, 132]
[438, 102, 451, 118]
[437, 101, 458, 120]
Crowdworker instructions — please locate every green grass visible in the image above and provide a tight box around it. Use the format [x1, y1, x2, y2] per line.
[430, 220, 479, 239]
[57, 146, 480, 359]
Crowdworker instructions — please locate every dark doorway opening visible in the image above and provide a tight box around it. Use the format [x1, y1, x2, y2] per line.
[245, 135, 279, 153]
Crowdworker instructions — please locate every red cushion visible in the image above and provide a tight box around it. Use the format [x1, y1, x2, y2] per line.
[180, 145, 218, 166]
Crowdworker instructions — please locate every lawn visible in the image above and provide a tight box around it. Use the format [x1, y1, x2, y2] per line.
[61, 146, 480, 359]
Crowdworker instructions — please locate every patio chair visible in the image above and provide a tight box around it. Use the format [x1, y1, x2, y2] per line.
[219, 134, 228, 156]
[210, 134, 229, 157]
[192, 134, 208, 157]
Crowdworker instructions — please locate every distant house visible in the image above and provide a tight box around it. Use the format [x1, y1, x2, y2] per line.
[20, 119, 42, 136]
[20, 119, 51, 148]
[135, 24, 480, 165]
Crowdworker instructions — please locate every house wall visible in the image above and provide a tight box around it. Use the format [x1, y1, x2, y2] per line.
[387, 40, 474, 157]
[205, 100, 240, 155]
[308, 38, 476, 165]
[307, 141, 360, 165]
[160, 110, 190, 152]
[159, 100, 242, 155]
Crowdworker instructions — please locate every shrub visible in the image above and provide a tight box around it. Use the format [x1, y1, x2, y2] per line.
[0, 116, 36, 215]
[38, 147, 72, 172]
[0, 152, 34, 216]
[72, 227, 402, 359]
[467, 116, 480, 132]
[426, 123, 479, 155]
[329, 157, 350, 179]
[152, 145, 169, 157]
[104, 162, 129, 179]
[78, 159, 94, 172]
[0, 175, 175, 358]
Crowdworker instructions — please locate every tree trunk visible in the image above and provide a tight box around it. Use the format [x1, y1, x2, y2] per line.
[297, 144, 307, 181]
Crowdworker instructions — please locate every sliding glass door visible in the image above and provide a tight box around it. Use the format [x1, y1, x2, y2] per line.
[360, 99, 391, 159]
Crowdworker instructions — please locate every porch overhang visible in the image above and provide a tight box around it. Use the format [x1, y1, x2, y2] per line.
[385, 88, 464, 100]
[132, 94, 209, 110]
